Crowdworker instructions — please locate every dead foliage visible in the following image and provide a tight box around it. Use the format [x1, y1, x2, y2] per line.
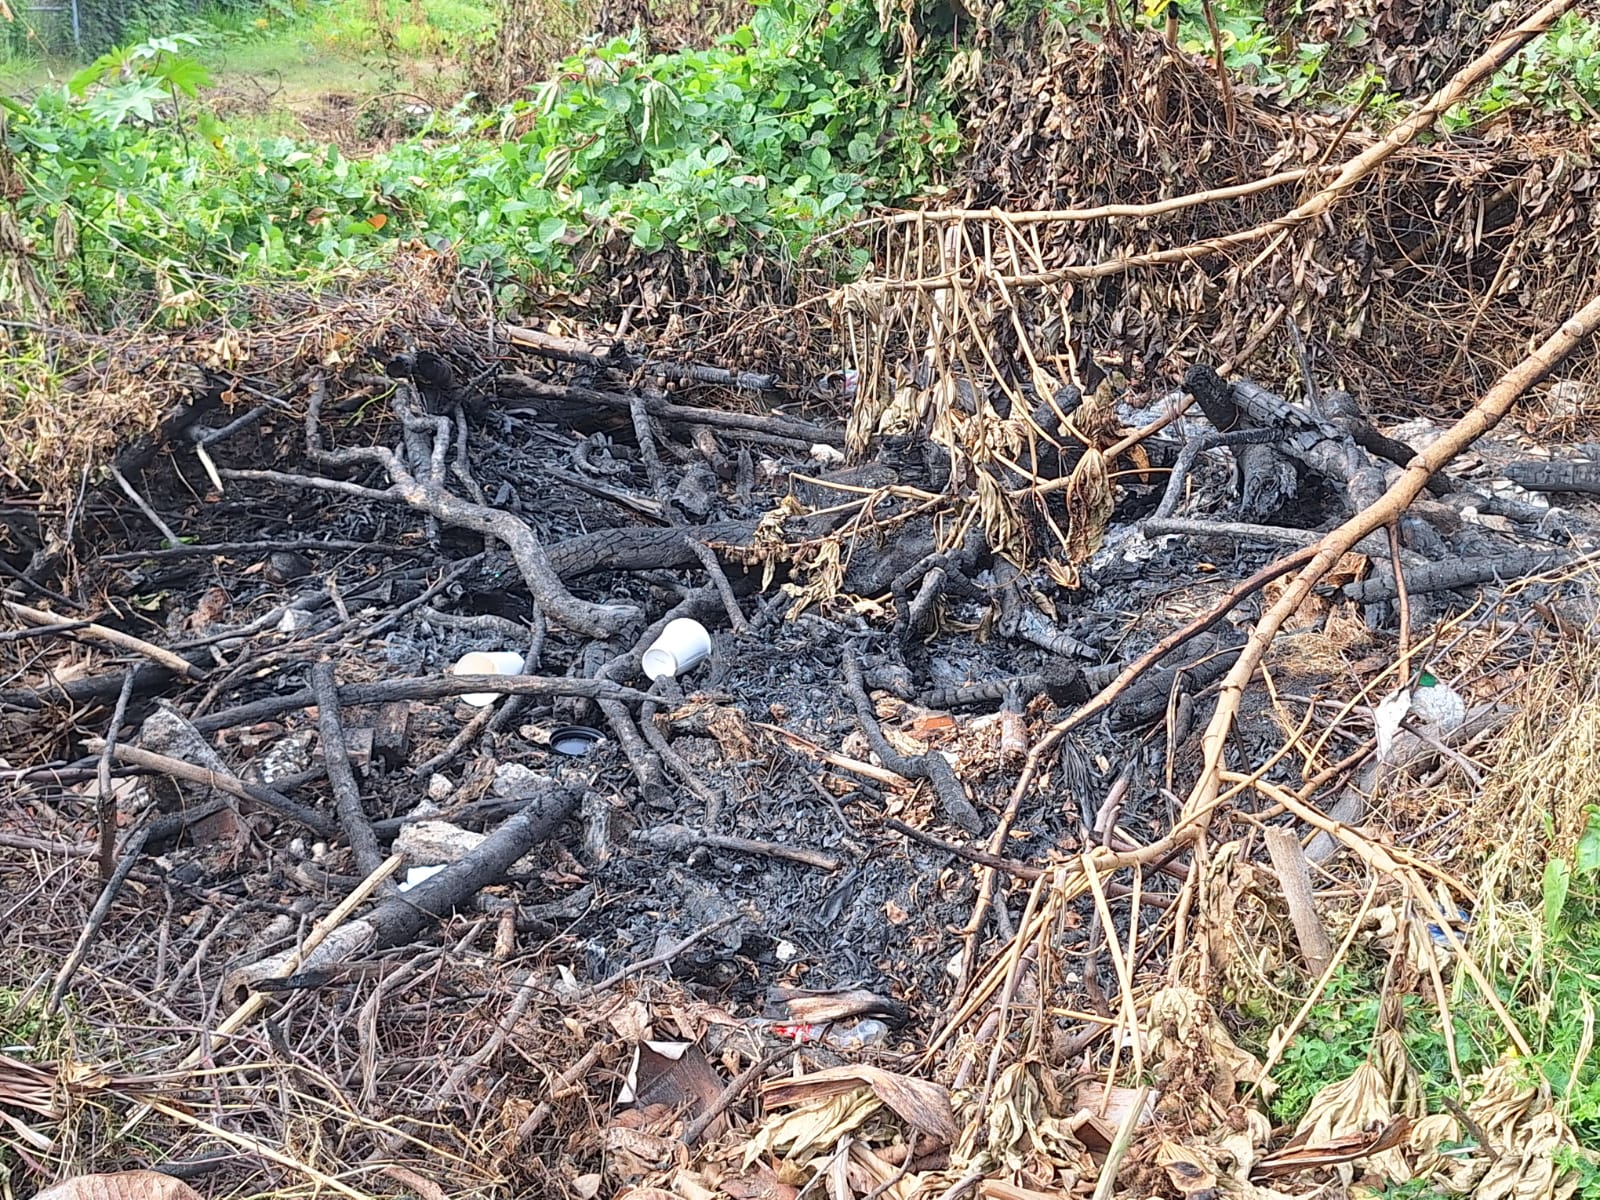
[7, 7, 1600, 1200]
[467, 0, 755, 106]
[830, 12, 1600, 586]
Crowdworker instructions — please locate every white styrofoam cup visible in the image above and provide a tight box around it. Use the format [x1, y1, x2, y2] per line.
[451, 650, 525, 706]
[640, 618, 712, 681]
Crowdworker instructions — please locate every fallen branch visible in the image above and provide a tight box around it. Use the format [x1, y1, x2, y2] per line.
[842, 650, 983, 835]
[499, 376, 841, 446]
[229, 377, 638, 638]
[312, 661, 388, 881]
[91, 743, 339, 838]
[857, 0, 1578, 291]
[1187, 285, 1600, 852]
[223, 783, 580, 998]
[828, 167, 1317, 231]
[631, 824, 841, 872]
[1342, 549, 1572, 603]
[5, 600, 205, 680]
[502, 324, 777, 391]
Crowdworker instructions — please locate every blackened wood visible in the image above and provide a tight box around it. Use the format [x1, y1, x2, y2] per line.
[311, 661, 387, 881]
[372, 702, 413, 772]
[1504, 460, 1600, 494]
[1182, 365, 1300, 518]
[1105, 633, 1245, 730]
[1342, 550, 1569, 603]
[1231, 378, 1387, 515]
[546, 519, 761, 579]
[498, 375, 841, 446]
[842, 651, 983, 835]
[362, 784, 581, 947]
[502, 324, 777, 390]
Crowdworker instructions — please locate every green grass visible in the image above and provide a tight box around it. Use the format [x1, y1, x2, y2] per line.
[1, 0, 494, 139]
[0, 986, 57, 1051]
[1248, 812, 1600, 1182]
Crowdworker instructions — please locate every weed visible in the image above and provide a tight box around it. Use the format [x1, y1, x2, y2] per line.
[3, 0, 958, 322]
[0, 987, 60, 1052]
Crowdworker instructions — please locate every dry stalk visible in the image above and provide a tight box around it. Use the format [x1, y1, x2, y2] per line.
[861, 0, 1577, 293]
[1231, 773, 1530, 1057]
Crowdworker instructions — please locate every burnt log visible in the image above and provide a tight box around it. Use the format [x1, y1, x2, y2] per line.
[1103, 632, 1245, 731]
[497, 376, 841, 447]
[1503, 460, 1600, 495]
[1183, 367, 1446, 519]
[1181, 366, 1300, 518]
[1343, 550, 1569, 603]
[1229, 379, 1388, 516]
[502, 323, 776, 391]
[921, 657, 1089, 710]
[918, 631, 1242, 731]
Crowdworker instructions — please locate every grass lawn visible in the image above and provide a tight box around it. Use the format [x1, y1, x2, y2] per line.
[1, 0, 498, 141]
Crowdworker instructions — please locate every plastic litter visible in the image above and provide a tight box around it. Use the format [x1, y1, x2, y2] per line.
[641, 618, 712, 681]
[551, 725, 605, 756]
[450, 649, 525, 706]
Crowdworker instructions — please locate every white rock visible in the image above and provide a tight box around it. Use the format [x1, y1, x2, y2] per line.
[809, 442, 846, 465]
[492, 762, 550, 798]
[395, 819, 539, 874]
[276, 607, 313, 633]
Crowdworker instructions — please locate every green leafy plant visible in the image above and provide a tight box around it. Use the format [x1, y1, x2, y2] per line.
[3, 0, 959, 322]
[68, 31, 214, 127]
[1266, 966, 1495, 1127]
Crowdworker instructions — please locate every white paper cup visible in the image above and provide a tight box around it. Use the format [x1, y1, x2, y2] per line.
[451, 650, 525, 706]
[641, 618, 712, 681]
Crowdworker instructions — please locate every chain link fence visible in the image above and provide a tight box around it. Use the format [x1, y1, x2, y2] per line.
[8, 0, 257, 56]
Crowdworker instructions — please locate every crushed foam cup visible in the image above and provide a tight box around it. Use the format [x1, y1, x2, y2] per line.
[641, 618, 712, 681]
[451, 650, 525, 706]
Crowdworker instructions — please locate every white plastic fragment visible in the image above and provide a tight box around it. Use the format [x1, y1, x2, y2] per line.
[1374, 673, 1466, 765]
[398, 864, 447, 893]
[809, 442, 846, 464]
[1373, 689, 1412, 764]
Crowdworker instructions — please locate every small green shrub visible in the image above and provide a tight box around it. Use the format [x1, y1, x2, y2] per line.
[3, 0, 957, 322]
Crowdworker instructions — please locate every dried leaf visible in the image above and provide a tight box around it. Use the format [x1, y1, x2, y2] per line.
[1061, 448, 1113, 564]
[609, 1000, 653, 1042]
[761, 1064, 957, 1141]
[1251, 1116, 1411, 1179]
[742, 1087, 881, 1165]
[1283, 1057, 1409, 1183]
[721, 1161, 802, 1200]
[34, 1173, 202, 1200]
[1156, 1140, 1218, 1196]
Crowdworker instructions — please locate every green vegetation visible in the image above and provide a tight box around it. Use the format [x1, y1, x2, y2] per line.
[0, 987, 54, 1050]
[6, 0, 1600, 325]
[1539, 807, 1600, 1143]
[0, 0, 957, 322]
[1044, 2, 1600, 125]
[1260, 811, 1600, 1162]
[1265, 963, 1495, 1128]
